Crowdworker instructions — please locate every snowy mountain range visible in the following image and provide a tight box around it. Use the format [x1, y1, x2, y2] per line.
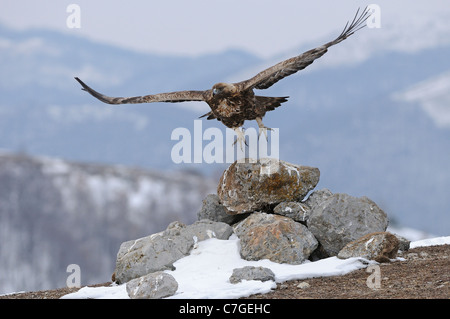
[0, 151, 214, 294]
[0, 21, 449, 293]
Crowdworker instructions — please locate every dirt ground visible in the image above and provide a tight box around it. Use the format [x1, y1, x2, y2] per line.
[1, 244, 448, 300]
[246, 244, 449, 299]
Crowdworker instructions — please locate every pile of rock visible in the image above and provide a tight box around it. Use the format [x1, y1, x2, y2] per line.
[205, 158, 397, 262]
[113, 158, 406, 299]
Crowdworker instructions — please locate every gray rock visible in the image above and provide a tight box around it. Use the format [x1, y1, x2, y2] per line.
[304, 188, 333, 209]
[229, 266, 275, 284]
[337, 232, 399, 263]
[126, 271, 178, 299]
[114, 220, 233, 283]
[394, 234, 411, 251]
[307, 193, 388, 256]
[273, 201, 310, 223]
[197, 194, 240, 224]
[218, 158, 320, 214]
[297, 282, 310, 289]
[234, 212, 318, 264]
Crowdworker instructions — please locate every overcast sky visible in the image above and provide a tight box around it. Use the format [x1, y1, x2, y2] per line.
[1, 0, 450, 58]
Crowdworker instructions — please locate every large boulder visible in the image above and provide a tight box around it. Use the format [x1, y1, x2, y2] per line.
[126, 271, 178, 299]
[337, 232, 400, 263]
[307, 193, 389, 256]
[234, 212, 318, 264]
[114, 220, 233, 283]
[218, 158, 320, 214]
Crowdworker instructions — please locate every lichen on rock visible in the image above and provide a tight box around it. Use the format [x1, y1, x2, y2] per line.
[217, 158, 320, 214]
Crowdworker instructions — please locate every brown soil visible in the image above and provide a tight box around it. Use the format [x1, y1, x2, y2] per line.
[1, 245, 448, 299]
[245, 244, 449, 299]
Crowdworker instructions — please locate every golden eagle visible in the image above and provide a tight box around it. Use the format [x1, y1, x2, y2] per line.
[75, 8, 370, 148]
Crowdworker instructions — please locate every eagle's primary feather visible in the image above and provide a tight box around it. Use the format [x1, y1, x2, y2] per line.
[236, 7, 370, 91]
[75, 7, 370, 147]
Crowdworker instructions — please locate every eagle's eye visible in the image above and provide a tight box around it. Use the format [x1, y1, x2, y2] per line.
[213, 88, 221, 95]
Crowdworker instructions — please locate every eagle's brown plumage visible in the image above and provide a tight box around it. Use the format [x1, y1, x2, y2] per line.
[75, 7, 370, 147]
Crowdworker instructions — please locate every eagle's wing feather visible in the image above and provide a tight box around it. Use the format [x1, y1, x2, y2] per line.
[75, 77, 209, 104]
[237, 7, 370, 91]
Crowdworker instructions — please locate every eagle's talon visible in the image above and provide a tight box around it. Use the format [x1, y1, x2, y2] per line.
[256, 117, 273, 141]
[258, 126, 273, 140]
[233, 127, 247, 151]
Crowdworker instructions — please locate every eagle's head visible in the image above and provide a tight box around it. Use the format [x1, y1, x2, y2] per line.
[212, 83, 237, 97]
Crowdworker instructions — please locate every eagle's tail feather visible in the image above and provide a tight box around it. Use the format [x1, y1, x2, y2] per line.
[199, 111, 216, 120]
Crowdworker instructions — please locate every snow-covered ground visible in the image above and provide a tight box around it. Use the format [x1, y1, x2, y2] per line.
[61, 233, 450, 299]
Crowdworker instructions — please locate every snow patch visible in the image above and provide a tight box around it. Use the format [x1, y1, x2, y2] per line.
[410, 236, 450, 249]
[40, 157, 71, 175]
[393, 71, 450, 128]
[62, 283, 128, 299]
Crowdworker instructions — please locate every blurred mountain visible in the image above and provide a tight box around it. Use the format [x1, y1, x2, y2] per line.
[0, 151, 215, 294]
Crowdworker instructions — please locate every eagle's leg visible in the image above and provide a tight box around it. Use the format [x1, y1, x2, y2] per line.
[232, 127, 247, 151]
[256, 117, 273, 140]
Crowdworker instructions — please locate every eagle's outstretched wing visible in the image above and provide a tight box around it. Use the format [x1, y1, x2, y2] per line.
[236, 7, 370, 91]
[74, 77, 209, 105]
